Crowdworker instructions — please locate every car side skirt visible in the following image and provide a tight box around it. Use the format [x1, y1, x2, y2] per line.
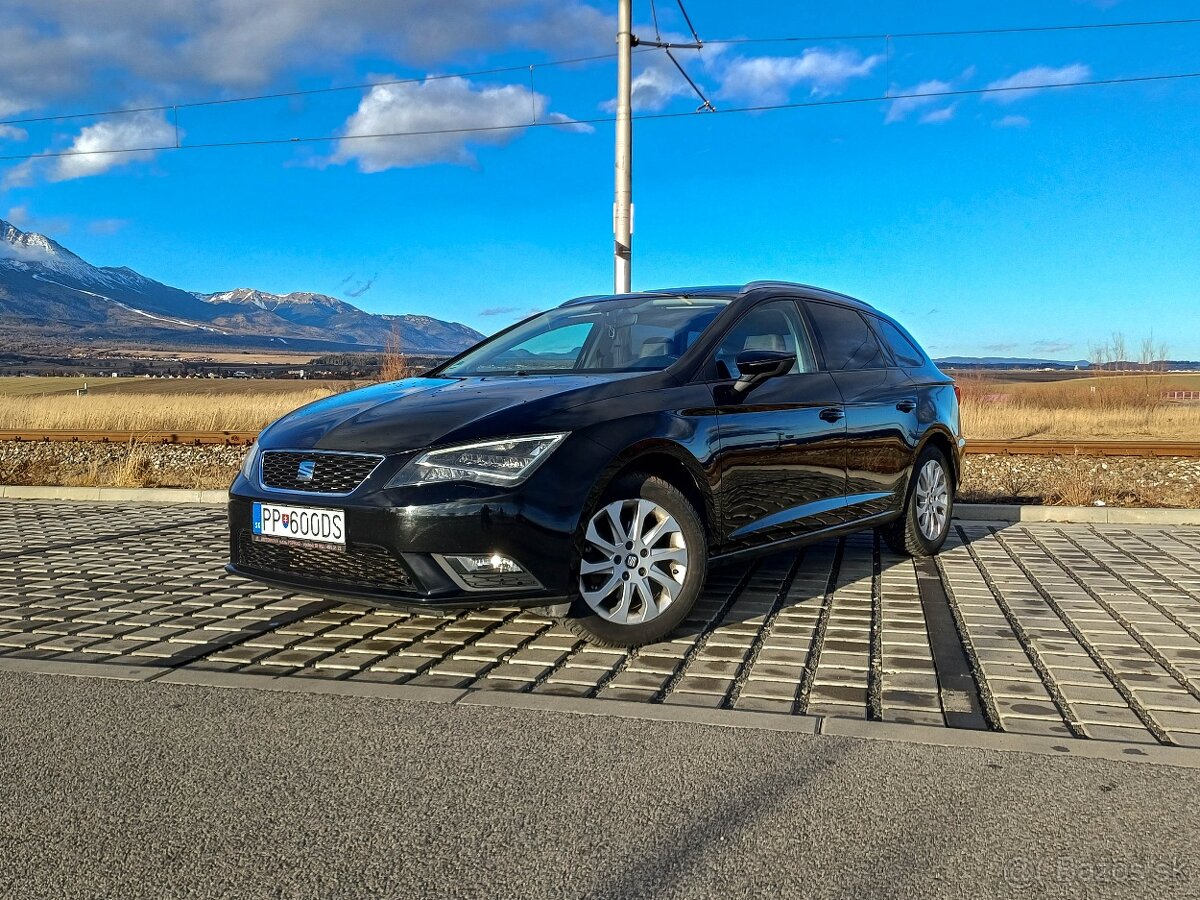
[710, 509, 899, 564]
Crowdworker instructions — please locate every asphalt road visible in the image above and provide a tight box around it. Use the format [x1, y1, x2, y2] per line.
[2, 673, 1198, 900]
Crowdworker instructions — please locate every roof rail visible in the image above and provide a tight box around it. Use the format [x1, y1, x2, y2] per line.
[742, 280, 877, 310]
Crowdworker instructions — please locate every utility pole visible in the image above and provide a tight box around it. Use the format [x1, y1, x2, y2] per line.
[613, 0, 633, 294]
[612, 1, 711, 294]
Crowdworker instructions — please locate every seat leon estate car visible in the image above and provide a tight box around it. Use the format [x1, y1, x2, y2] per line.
[228, 281, 963, 647]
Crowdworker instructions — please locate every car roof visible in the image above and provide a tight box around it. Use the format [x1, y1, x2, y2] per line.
[559, 281, 878, 313]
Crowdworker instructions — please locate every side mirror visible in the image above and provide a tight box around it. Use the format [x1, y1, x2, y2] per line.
[732, 350, 795, 394]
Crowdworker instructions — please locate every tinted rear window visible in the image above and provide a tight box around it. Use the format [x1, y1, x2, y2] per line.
[873, 317, 926, 367]
[806, 302, 887, 370]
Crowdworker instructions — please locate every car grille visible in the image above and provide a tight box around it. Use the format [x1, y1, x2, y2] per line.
[235, 530, 414, 593]
[260, 450, 382, 494]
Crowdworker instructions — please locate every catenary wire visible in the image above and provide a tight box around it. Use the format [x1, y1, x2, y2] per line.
[1, 69, 1197, 163]
[2, 16, 1197, 128]
[704, 16, 1200, 45]
[0, 49, 649, 128]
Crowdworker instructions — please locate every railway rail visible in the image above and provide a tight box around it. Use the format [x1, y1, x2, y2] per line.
[965, 439, 1200, 458]
[1, 431, 1199, 457]
[0, 429, 257, 446]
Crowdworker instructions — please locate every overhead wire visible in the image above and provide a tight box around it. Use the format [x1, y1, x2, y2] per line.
[703, 16, 1200, 45]
[6, 15, 1196, 130]
[646, 0, 716, 112]
[2, 69, 1197, 164]
[674, 0, 703, 45]
[0, 49, 647, 128]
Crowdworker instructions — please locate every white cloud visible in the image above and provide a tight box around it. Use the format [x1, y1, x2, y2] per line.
[1, 160, 36, 189]
[4, 205, 29, 226]
[625, 63, 695, 112]
[330, 76, 590, 171]
[0, 241, 41, 263]
[0, 124, 27, 141]
[87, 217, 130, 235]
[985, 63, 1092, 102]
[885, 79, 953, 124]
[599, 31, 724, 113]
[919, 104, 956, 124]
[718, 48, 883, 104]
[0, 95, 27, 118]
[994, 114, 1030, 128]
[603, 53, 716, 113]
[50, 112, 176, 181]
[1, 205, 72, 239]
[0, 1, 611, 110]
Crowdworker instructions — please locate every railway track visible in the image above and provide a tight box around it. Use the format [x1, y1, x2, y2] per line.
[0, 430, 257, 446]
[965, 440, 1200, 458]
[1, 431, 1199, 457]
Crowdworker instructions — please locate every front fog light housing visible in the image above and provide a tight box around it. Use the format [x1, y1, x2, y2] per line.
[435, 553, 542, 591]
[388, 433, 567, 488]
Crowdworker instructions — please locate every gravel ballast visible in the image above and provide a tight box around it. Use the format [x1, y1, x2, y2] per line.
[959, 453, 1200, 508]
[1, 441, 1199, 507]
[0, 441, 247, 491]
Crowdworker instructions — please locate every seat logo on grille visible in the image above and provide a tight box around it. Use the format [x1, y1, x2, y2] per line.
[296, 460, 317, 482]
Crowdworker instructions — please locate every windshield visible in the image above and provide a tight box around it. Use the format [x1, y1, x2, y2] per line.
[440, 296, 731, 376]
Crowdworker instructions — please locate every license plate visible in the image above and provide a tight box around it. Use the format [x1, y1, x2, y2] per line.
[252, 502, 345, 548]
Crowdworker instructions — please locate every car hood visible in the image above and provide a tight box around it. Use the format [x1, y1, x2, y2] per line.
[259, 373, 652, 453]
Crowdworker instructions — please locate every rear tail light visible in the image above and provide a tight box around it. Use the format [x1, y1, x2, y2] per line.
[953, 382, 962, 406]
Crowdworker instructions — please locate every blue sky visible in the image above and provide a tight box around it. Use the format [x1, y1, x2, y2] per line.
[1, 0, 1198, 359]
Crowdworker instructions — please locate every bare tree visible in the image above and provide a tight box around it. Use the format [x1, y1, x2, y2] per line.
[378, 321, 413, 383]
[1088, 338, 1113, 372]
[1110, 331, 1127, 371]
[1136, 333, 1170, 371]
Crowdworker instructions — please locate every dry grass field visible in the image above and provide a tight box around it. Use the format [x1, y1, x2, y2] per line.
[3, 372, 1199, 441]
[0, 376, 351, 398]
[0, 376, 361, 432]
[0, 389, 339, 432]
[958, 372, 1200, 441]
[2, 371, 1199, 506]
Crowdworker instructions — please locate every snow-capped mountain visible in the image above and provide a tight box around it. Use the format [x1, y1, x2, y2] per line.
[0, 219, 484, 353]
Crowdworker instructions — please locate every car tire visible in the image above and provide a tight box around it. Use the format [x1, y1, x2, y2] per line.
[880, 445, 954, 557]
[564, 473, 707, 648]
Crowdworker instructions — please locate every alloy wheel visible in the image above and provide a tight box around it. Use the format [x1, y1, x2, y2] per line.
[915, 459, 949, 541]
[579, 498, 689, 624]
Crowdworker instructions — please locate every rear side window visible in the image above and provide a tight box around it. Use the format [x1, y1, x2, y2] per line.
[805, 302, 887, 371]
[873, 317, 926, 367]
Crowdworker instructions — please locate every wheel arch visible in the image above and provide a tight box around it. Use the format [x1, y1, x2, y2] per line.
[916, 427, 960, 489]
[578, 440, 715, 541]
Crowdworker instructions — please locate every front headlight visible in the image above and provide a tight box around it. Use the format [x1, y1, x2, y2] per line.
[238, 440, 258, 482]
[387, 433, 567, 488]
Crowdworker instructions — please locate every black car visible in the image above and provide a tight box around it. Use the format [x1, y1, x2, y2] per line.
[228, 282, 963, 647]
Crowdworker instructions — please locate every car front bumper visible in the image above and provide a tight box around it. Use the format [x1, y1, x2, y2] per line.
[225, 450, 601, 611]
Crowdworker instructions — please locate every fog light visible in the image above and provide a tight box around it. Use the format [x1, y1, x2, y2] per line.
[446, 553, 525, 576]
[435, 553, 541, 592]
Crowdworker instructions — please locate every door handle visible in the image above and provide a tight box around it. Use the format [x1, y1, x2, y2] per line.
[896, 399, 917, 413]
[819, 407, 844, 423]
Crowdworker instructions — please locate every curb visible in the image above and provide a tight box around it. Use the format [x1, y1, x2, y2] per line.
[1, 485, 1198, 525]
[4, 659, 1199, 770]
[954, 503, 1200, 525]
[0, 485, 227, 504]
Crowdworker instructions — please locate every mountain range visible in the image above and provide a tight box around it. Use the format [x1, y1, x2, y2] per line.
[932, 355, 1091, 368]
[0, 219, 484, 354]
